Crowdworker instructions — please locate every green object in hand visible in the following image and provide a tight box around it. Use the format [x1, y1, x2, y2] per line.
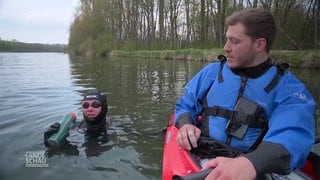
[48, 112, 77, 147]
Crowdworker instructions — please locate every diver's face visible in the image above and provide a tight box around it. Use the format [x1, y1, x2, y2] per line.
[82, 100, 102, 118]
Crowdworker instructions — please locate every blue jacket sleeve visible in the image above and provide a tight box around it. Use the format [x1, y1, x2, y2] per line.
[174, 63, 220, 126]
[261, 71, 316, 170]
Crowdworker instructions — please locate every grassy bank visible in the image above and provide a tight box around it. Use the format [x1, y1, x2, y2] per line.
[109, 49, 320, 68]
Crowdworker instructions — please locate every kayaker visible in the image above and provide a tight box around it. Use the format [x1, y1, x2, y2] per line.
[44, 88, 110, 156]
[173, 8, 316, 179]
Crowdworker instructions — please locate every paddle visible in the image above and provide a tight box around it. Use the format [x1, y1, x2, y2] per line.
[172, 169, 212, 180]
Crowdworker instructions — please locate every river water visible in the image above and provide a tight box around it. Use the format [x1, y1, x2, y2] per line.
[0, 52, 319, 180]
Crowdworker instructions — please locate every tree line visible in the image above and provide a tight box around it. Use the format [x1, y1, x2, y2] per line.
[68, 0, 320, 56]
[0, 39, 66, 52]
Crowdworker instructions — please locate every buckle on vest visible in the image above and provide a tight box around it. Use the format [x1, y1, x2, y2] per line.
[225, 97, 266, 139]
[225, 118, 249, 139]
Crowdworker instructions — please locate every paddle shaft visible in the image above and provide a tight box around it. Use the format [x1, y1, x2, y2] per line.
[172, 169, 212, 180]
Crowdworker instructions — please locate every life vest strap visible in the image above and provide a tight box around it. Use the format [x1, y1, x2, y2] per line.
[203, 106, 232, 120]
[203, 106, 266, 128]
[264, 63, 289, 93]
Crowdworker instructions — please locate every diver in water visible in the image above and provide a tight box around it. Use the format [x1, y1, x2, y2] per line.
[44, 89, 110, 157]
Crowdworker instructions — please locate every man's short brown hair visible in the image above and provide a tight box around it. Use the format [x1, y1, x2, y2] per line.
[226, 8, 277, 52]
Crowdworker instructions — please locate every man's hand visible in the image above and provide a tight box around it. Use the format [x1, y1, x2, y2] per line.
[176, 124, 201, 150]
[202, 156, 256, 180]
[44, 122, 60, 147]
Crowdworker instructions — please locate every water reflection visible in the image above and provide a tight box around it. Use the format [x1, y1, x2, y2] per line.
[70, 55, 208, 179]
[68, 55, 205, 132]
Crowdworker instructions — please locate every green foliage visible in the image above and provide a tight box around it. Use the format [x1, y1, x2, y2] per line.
[94, 33, 115, 56]
[270, 50, 320, 68]
[110, 48, 224, 62]
[122, 40, 141, 51]
[68, 16, 91, 55]
[78, 38, 95, 56]
[68, 0, 320, 57]
[0, 40, 66, 52]
[73, 32, 118, 56]
[301, 53, 320, 68]
[110, 49, 319, 68]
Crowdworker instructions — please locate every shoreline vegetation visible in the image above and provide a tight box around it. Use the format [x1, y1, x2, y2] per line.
[109, 49, 320, 69]
[0, 38, 318, 69]
[68, 1, 319, 69]
[0, 39, 66, 52]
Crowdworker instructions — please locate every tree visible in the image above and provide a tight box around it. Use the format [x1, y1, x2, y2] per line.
[68, 0, 319, 54]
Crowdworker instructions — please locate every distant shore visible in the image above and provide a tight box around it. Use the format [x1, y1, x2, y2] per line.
[0, 40, 66, 52]
[109, 49, 320, 69]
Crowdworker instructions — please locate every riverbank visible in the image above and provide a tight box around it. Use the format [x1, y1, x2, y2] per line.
[0, 40, 66, 52]
[109, 49, 320, 68]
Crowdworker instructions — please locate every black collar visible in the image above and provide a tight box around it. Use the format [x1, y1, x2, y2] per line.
[231, 58, 273, 78]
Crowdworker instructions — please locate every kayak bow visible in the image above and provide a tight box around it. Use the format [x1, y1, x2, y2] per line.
[162, 113, 201, 180]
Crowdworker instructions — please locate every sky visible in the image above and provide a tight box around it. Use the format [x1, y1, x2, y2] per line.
[0, 0, 80, 44]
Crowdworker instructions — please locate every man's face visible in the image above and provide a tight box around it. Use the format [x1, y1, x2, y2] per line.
[223, 23, 257, 69]
[82, 100, 102, 118]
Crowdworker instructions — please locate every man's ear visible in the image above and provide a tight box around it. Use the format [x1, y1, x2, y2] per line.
[255, 38, 267, 52]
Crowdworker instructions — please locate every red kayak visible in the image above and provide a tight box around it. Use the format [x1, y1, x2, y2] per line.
[162, 113, 320, 180]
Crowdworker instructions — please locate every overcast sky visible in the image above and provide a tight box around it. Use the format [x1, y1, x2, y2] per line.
[0, 0, 79, 44]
